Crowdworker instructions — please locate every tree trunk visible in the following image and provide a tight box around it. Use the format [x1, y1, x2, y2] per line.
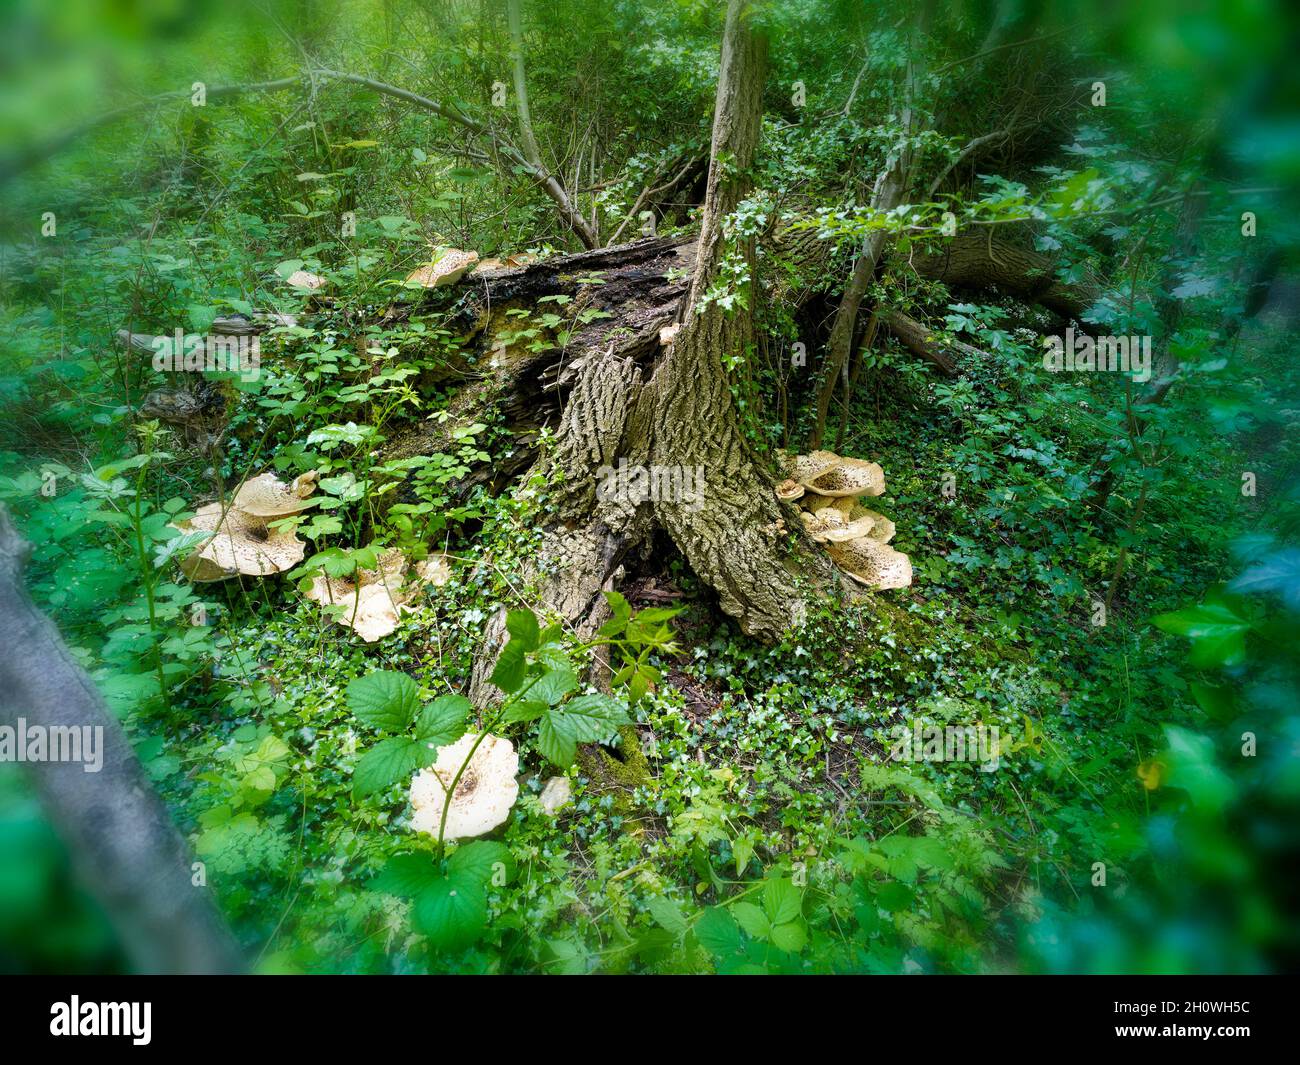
[0, 506, 245, 974]
[467, 0, 834, 698]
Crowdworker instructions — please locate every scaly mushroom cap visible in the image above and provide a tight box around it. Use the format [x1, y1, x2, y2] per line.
[414, 553, 452, 586]
[470, 258, 505, 275]
[775, 478, 806, 502]
[826, 535, 913, 590]
[303, 549, 451, 641]
[285, 269, 327, 291]
[174, 502, 307, 582]
[803, 455, 886, 498]
[405, 248, 480, 289]
[539, 776, 573, 816]
[818, 499, 896, 543]
[233, 471, 320, 517]
[410, 733, 519, 841]
[800, 506, 878, 544]
[779, 449, 840, 486]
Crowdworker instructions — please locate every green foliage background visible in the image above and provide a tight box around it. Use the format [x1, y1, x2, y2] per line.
[0, 0, 1296, 973]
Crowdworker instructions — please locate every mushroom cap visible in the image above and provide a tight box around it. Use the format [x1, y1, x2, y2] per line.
[174, 502, 307, 581]
[303, 547, 412, 642]
[405, 248, 480, 288]
[775, 478, 806, 501]
[414, 553, 452, 586]
[778, 449, 840, 485]
[803, 456, 886, 498]
[233, 471, 320, 517]
[410, 733, 519, 841]
[539, 776, 573, 816]
[285, 269, 327, 291]
[800, 506, 878, 544]
[306, 578, 406, 641]
[826, 535, 913, 590]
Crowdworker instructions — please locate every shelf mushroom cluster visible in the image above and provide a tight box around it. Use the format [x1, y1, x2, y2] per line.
[172, 471, 320, 583]
[302, 547, 451, 643]
[776, 450, 913, 591]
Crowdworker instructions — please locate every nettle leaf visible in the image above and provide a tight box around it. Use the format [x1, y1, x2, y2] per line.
[501, 699, 546, 724]
[413, 875, 487, 950]
[762, 878, 802, 926]
[490, 639, 527, 694]
[695, 907, 744, 958]
[536, 693, 630, 769]
[732, 901, 771, 941]
[348, 670, 421, 732]
[598, 590, 632, 637]
[536, 714, 577, 768]
[645, 896, 688, 938]
[529, 666, 577, 706]
[769, 920, 807, 954]
[416, 694, 471, 747]
[447, 840, 514, 885]
[370, 853, 441, 898]
[353, 737, 430, 797]
[505, 608, 540, 651]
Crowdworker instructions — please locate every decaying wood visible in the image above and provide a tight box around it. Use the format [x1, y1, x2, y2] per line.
[0, 506, 245, 974]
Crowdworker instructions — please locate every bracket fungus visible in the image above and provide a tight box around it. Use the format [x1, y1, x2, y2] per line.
[302, 548, 453, 642]
[404, 247, 480, 289]
[172, 470, 320, 583]
[777, 450, 912, 591]
[410, 733, 519, 842]
[304, 548, 452, 642]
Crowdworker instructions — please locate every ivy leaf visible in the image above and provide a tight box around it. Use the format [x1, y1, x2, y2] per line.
[347, 671, 420, 732]
[353, 737, 430, 797]
[416, 694, 471, 747]
[413, 875, 487, 950]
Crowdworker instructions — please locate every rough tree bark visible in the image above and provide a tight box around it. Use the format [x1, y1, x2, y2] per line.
[0, 506, 245, 974]
[468, 0, 835, 698]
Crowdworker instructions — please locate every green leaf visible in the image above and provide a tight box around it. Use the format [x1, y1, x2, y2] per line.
[762, 877, 802, 926]
[505, 608, 540, 651]
[536, 714, 577, 768]
[1162, 726, 1235, 813]
[732, 902, 771, 941]
[347, 671, 421, 732]
[447, 840, 514, 885]
[550, 693, 631, 742]
[769, 920, 807, 954]
[695, 907, 744, 957]
[1152, 601, 1250, 668]
[353, 737, 430, 797]
[416, 694, 471, 747]
[370, 853, 441, 897]
[413, 875, 487, 950]
[529, 666, 577, 706]
[501, 699, 546, 724]
[645, 896, 688, 937]
[490, 639, 527, 694]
